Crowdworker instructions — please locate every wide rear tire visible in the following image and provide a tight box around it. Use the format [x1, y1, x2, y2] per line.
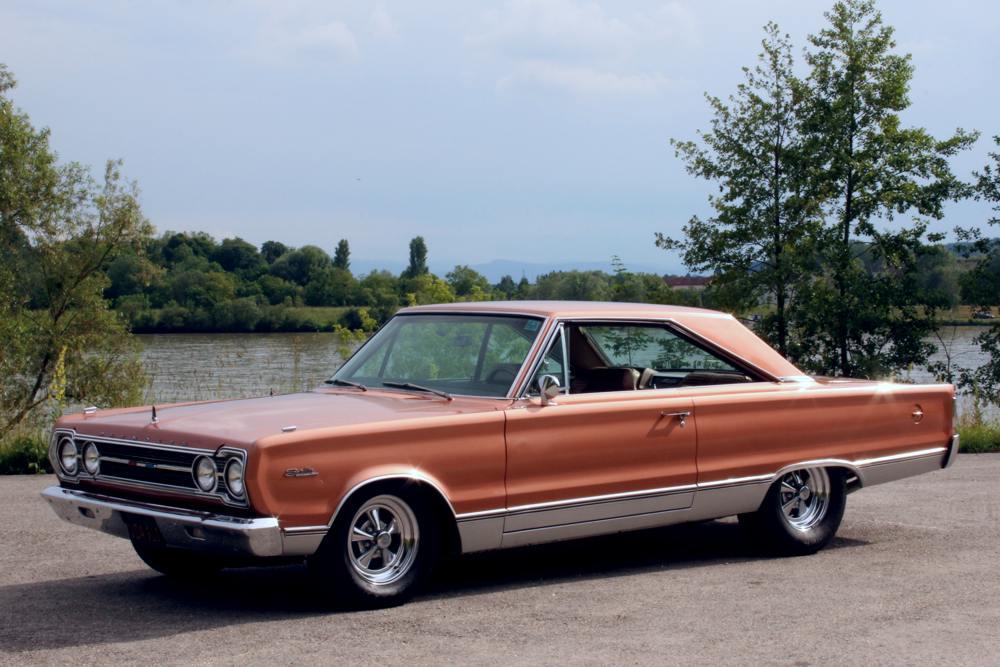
[739, 467, 846, 556]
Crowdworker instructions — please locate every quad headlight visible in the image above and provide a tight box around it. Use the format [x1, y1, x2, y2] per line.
[225, 458, 245, 498]
[82, 442, 100, 475]
[58, 437, 78, 476]
[192, 456, 217, 492]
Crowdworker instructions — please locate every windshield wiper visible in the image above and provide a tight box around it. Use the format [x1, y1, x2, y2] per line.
[325, 378, 368, 391]
[382, 381, 453, 401]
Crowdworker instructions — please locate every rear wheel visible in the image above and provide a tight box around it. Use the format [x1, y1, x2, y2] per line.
[131, 540, 223, 578]
[739, 467, 846, 556]
[308, 489, 437, 608]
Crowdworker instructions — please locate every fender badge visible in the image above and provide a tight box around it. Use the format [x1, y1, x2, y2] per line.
[285, 468, 318, 478]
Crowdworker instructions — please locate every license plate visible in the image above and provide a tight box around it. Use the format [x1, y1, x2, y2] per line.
[123, 513, 164, 547]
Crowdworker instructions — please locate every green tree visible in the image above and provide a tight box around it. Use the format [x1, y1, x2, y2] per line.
[658, 23, 816, 356]
[954, 137, 1000, 402]
[333, 238, 351, 271]
[402, 236, 428, 278]
[269, 245, 332, 286]
[211, 237, 266, 281]
[261, 240, 288, 264]
[304, 267, 356, 306]
[446, 265, 491, 298]
[534, 271, 611, 301]
[794, 0, 977, 376]
[0, 65, 150, 436]
[495, 275, 517, 299]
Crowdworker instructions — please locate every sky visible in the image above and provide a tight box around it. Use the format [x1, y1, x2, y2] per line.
[1, 0, 997, 274]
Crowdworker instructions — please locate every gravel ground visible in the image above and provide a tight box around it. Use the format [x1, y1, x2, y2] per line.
[1, 456, 998, 666]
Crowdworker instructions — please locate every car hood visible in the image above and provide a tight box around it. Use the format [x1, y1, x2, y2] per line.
[58, 389, 508, 450]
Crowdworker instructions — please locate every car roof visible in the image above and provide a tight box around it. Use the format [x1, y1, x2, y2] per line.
[398, 300, 733, 320]
[397, 301, 804, 379]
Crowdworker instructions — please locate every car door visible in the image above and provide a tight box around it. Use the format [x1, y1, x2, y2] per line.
[503, 322, 698, 535]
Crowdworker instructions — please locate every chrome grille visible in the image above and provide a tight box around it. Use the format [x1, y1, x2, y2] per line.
[51, 430, 248, 507]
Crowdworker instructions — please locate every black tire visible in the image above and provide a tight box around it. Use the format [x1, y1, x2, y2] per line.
[739, 467, 846, 556]
[131, 540, 223, 578]
[308, 487, 438, 609]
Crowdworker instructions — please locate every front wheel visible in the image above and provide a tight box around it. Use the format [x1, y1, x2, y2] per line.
[739, 467, 846, 556]
[308, 489, 437, 608]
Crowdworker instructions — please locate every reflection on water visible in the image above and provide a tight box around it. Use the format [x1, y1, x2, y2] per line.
[137, 328, 993, 415]
[138, 333, 362, 404]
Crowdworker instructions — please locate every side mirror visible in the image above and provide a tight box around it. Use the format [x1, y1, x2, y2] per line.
[538, 374, 561, 405]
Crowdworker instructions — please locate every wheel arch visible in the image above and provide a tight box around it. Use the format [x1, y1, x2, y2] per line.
[327, 472, 462, 557]
[772, 459, 864, 493]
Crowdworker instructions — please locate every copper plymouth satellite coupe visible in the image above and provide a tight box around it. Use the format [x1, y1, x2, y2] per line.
[43, 301, 959, 606]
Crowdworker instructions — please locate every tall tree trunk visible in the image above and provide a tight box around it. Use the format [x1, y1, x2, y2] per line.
[839, 167, 854, 375]
[772, 136, 787, 356]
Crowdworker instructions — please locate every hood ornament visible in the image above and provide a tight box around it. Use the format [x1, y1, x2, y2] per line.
[151, 405, 159, 424]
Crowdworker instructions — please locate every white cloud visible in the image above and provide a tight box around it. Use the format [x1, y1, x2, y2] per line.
[253, 19, 359, 62]
[471, 0, 633, 59]
[371, 4, 397, 39]
[469, 0, 696, 97]
[498, 60, 669, 96]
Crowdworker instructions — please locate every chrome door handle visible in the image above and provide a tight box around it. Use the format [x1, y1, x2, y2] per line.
[660, 410, 690, 427]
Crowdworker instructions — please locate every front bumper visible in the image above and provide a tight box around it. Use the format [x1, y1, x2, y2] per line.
[42, 486, 285, 558]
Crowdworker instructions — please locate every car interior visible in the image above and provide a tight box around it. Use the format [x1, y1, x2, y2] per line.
[529, 322, 756, 395]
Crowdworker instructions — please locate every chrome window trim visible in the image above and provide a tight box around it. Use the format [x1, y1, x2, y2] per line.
[330, 311, 548, 401]
[50, 428, 250, 508]
[512, 316, 781, 399]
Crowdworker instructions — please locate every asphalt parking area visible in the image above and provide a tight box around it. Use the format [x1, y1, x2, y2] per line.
[1, 456, 998, 665]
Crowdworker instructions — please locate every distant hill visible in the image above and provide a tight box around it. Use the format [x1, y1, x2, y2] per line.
[350, 258, 683, 282]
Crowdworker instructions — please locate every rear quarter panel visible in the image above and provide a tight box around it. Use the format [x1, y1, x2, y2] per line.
[688, 381, 954, 483]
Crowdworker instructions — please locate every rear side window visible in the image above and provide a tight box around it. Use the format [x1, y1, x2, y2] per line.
[582, 325, 736, 372]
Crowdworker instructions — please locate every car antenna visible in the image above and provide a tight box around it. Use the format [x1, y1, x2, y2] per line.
[151, 404, 158, 424]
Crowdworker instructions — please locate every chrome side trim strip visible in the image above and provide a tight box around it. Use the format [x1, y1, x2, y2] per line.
[281, 525, 329, 556]
[505, 483, 698, 515]
[455, 445, 951, 525]
[695, 473, 773, 489]
[855, 446, 947, 467]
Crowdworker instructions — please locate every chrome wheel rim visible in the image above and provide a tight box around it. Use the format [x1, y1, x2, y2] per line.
[347, 495, 419, 586]
[778, 467, 830, 531]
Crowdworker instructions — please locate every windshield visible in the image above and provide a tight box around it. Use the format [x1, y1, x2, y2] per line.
[332, 314, 544, 398]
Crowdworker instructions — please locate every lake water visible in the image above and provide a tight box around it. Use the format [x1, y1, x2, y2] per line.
[138, 332, 358, 404]
[136, 327, 994, 413]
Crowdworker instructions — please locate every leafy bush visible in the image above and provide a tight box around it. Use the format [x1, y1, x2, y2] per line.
[0, 433, 52, 474]
[958, 423, 1000, 453]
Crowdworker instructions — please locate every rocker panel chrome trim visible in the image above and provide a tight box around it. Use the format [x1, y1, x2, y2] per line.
[455, 444, 950, 552]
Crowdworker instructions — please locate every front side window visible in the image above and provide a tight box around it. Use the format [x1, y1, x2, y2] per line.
[334, 314, 543, 397]
[528, 327, 568, 394]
